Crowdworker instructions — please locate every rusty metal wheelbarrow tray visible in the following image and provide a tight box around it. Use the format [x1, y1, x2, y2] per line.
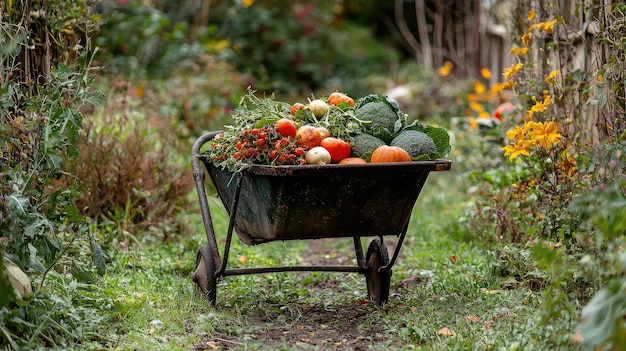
[203, 155, 451, 245]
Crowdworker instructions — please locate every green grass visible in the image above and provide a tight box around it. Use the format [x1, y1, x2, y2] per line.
[34, 167, 584, 351]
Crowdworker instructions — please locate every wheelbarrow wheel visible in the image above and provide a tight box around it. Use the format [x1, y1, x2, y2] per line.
[365, 238, 391, 305]
[193, 245, 217, 306]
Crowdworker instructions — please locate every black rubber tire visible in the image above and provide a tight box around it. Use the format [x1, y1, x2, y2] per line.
[365, 238, 392, 305]
[193, 245, 217, 306]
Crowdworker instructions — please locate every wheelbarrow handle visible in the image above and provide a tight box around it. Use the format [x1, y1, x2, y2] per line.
[191, 131, 223, 269]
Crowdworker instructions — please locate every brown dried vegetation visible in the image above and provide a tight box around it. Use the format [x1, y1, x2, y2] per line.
[56, 82, 194, 238]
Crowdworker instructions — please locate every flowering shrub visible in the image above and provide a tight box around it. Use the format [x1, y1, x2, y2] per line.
[465, 2, 626, 349]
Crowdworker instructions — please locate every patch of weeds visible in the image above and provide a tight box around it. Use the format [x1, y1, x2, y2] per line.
[57, 84, 194, 243]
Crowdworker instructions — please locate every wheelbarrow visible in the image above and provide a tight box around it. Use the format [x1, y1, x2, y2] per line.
[191, 131, 452, 306]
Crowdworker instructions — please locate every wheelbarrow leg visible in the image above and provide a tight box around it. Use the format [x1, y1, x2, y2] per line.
[353, 236, 366, 270]
[217, 176, 244, 277]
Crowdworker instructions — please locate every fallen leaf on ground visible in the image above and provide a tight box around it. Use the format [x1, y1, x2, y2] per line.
[437, 327, 457, 337]
[466, 314, 481, 323]
[205, 341, 219, 350]
[482, 288, 503, 294]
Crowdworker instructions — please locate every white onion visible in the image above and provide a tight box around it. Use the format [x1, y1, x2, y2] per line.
[305, 146, 332, 165]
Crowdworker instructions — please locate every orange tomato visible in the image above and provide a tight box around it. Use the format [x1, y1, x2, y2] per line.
[320, 137, 351, 163]
[296, 125, 322, 150]
[276, 118, 297, 138]
[338, 157, 367, 165]
[328, 92, 355, 106]
[290, 102, 305, 116]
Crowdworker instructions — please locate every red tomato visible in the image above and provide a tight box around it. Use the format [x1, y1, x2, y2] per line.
[275, 118, 297, 138]
[320, 137, 351, 163]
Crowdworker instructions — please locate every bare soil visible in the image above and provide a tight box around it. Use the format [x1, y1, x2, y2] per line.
[193, 237, 423, 350]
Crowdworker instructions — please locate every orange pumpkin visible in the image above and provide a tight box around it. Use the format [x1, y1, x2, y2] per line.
[370, 145, 412, 163]
[338, 157, 367, 165]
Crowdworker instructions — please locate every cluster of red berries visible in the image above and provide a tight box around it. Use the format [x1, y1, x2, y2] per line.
[210, 125, 307, 166]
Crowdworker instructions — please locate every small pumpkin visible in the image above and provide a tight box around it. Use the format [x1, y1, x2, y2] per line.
[338, 157, 367, 165]
[370, 145, 412, 163]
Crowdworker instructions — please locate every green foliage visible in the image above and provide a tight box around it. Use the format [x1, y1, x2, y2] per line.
[92, 0, 207, 79]
[569, 140, 626, 350]
[0, 1, 110, 348]
[580, 278, 626, 348]
[210, 1, 400, 96]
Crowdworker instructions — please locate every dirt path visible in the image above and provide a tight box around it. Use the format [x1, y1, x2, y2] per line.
[193, 237, 423, 350]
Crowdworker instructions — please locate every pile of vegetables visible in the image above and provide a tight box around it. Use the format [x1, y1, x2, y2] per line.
[206, 89, 450, 173]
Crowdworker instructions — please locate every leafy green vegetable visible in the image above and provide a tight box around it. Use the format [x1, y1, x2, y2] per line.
[403, 122, 451, 160]
[349, 133, 386, 161]
[354, 94, 407, 143]
[390, 130, 438, 160]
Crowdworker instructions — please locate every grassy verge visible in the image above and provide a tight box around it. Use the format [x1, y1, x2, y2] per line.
[41, 164, 583, 350]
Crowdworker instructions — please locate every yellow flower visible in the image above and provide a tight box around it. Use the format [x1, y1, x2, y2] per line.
[503, 63, 524, 80]
[502, 140, 536, 161]
[207, 39, 230, 52]
[470, 101, 484, 112]
[521, 33, 532, 46]
[468, 117, 478, 130]
[529, 120, 561, 148]
[243, 0, 254, 6]
[505, 122, 531, 142]
[506, 126, 525, 142]
[545, 70, 560, 84]
[481, 68, 492, 79]
[528, 10, 536, 22]
[527, 95, 552, 114]
[500, 80, 517, 91]
[509, 47, 530, 57]
[490, 83, 503, 95]
[473, 80, 487, 95]
[597, 74, 604, 82]
[478, 110, 490, 119]
[530, 19, 558, 34]
[438, 61, 454, 77]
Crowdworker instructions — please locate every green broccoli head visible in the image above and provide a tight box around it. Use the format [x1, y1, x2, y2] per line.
[349, 133, 386, 162]
[355, 94, 407, 143]
[390, 130, 438, 160]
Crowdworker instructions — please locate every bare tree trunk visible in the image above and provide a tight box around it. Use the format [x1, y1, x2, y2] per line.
[395, 0, 423, 64]
[433, 1, 444, 66]
[415, 0, 432, 69]
[191, 0, 212, 41]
